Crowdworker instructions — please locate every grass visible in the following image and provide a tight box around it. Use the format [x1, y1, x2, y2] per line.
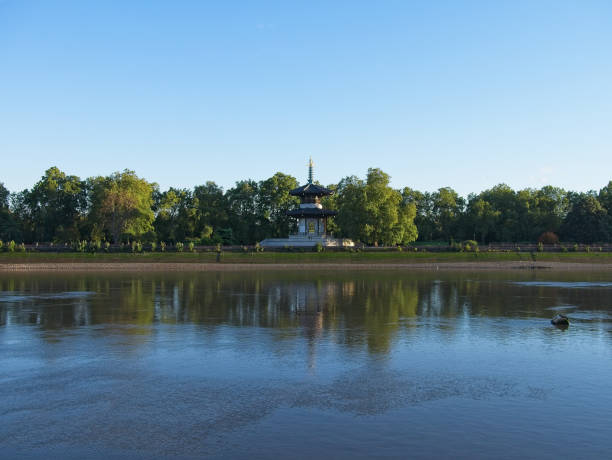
[0, 251, 611, 264]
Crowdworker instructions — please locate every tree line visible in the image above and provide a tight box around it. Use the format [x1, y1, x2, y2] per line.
[1, 166, 611, 246]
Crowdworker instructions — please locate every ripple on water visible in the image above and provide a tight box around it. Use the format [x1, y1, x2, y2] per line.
[0, 291, 95, 303]
[512, 281, 612, 289]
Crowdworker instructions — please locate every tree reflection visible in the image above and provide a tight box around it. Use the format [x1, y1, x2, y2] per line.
[1, 271, 611, 357]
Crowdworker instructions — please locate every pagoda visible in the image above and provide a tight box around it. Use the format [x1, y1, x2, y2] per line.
[260, 159, 354, 248]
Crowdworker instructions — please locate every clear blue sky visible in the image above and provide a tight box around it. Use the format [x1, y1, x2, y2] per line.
[1, 0, 611, 196]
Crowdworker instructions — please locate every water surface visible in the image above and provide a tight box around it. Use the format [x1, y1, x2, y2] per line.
[1, 270, 612, 459]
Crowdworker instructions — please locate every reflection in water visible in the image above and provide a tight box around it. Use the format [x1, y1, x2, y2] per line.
[2, 271, 612, 458]
[2, 271, 612, 354]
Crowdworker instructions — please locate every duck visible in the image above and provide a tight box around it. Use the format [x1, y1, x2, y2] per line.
[551, 314, 570, 326]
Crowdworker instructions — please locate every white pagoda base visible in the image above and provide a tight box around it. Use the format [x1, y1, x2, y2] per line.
[260, 234, 354, 248]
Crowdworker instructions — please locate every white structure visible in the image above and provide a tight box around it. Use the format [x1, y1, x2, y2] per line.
[260, 159, 354, 248]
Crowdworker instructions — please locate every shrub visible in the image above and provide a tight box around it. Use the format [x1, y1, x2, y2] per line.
[137, 241, 143, 253]
[0, 240, 3, 251]
[188, 241, 195, 253]
[131, 241, 137, 253]
[104, 241, 110, 252]
[538, 232, 559, 245]
[537, 242, 544, 252]
[315, 242, 323, 253]
[73, 240, 86, 253]
[586, 245, 591, 253]
[573, 243, 579, 252]
[215, 243, 221, 253]
[176, 242, 184, 252]
[160, 241, 166, 252]
[254, 242, 263, 253]
[462, 240, 479, 253]
[89, 240, 101, 253]
[18, 243, 26, 252]
[561, 245, 568, 253]
[150, 242, 157, 252]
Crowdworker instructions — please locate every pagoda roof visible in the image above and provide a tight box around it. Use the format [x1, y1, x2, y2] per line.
[286, 208, 338, 218]
[289, 182, 334, 197]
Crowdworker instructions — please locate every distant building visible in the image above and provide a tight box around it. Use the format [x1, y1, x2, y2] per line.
[260, 159, 354, 248]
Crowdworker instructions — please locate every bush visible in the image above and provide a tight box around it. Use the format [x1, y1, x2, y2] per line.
[104, 241, 110, 252]
[561, 245, 568, 253]
[18, 243, 26, 252]
[89, 240, 101, 253]
[160, 241, 166, 252]
[315, 242, 324, 253]
[73, 240, 86, 253]
[254, 242, 263, 253]
[0, 240, 3, 252]
[537, 242, 544, 252]
[573, 243, 579, 252]
[188, 241, 195, 253]
[176, 242, 184, 252]
[538, 232, 559, 245]
[150, 242, 157, 252]
[462, 240, 479, 253]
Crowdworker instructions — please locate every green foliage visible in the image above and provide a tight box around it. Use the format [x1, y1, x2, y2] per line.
[0, 240, 3, 251]
[335, 169, 417, 246]
[150, 241, 157, 252]
[4, 166, 612, 248]
[462, 240, 479, 252]
[188, 241, 195, 253]
[72, 240, 87, 253]
[18, 242, 26, 252]
[537, 242, 544, 252]
[160, 241, 166, 252]
[573, 243, 579, 252]
[88, 170, 155, 243]
[315, 242, 324, 253]
[561, 194, 610, 243]
[104, 241, 110, 252]
[176, 242, 184, 252]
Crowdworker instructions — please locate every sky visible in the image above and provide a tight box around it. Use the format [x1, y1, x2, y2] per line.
[1, 0, 611, 197]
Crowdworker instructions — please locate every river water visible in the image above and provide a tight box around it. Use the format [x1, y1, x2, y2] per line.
[1, 270, 611, 459]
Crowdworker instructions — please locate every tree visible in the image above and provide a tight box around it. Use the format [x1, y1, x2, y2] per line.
[257, 172, 300, 238]
[561, 194, 610, 243]
[465, 197, 499, 243]
[193, 181, 229, 238]
[432, 187, 464, 242]
[21, 167, 86, 242]
[88, 170, 155, 243]
[335, 169, 417, 245]
[226, 180, 260, 244]
[0, 183, 21, 241]
[153, 188, 197, 242]
[599, 181, 612, 214]
[402, 188, 435, 241]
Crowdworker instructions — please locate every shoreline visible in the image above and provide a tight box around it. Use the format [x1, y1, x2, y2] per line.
[1, 261, 611, 272]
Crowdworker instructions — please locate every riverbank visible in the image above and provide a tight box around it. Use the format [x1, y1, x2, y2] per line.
[0, 251, 610, 271]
